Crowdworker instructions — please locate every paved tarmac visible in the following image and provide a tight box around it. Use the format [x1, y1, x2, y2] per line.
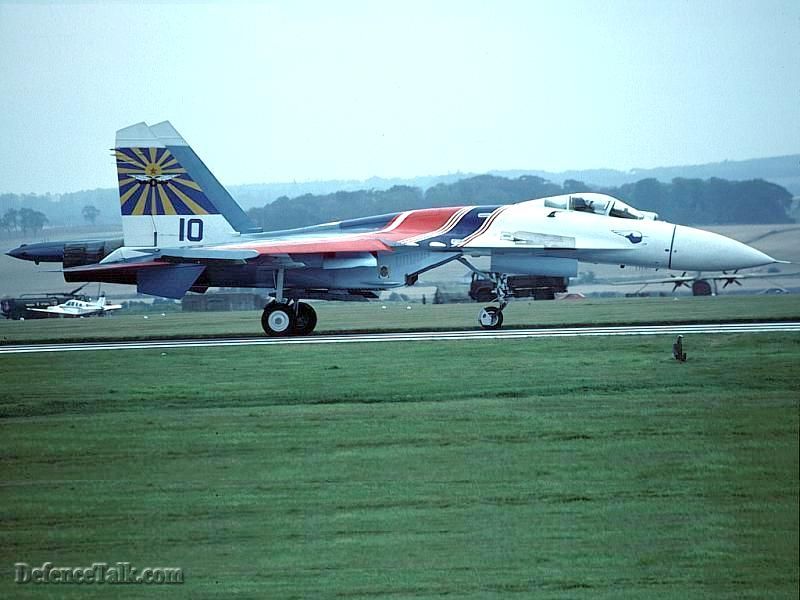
[1, 322, 798, 354]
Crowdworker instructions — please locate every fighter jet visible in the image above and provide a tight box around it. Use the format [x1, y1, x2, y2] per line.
[7, 121, 782, 336]
[29, 294, 122, 317]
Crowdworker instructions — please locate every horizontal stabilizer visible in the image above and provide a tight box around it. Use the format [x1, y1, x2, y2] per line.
[137, 264, 206, 299]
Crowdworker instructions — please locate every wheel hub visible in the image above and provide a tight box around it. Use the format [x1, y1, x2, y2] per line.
[479, 308, 499, 327]
[267, 310, 291, 332]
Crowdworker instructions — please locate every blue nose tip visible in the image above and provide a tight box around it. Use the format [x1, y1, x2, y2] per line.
[6, 241, 66, 263]
[6, 245, 27, 259]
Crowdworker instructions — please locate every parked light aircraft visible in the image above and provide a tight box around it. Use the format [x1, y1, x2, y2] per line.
[612, 270, 800, 296]
[29, 294, 122, 317]
[7, 121, 783, 335]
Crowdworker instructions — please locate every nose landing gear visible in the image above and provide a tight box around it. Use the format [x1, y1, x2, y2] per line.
[477, 273, 509, 330]
[478, 273, 510, 329]
[456, 258, 513, 330]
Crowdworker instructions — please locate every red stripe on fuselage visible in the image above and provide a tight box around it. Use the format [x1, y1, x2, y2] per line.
[379, 207, 463, 239]
[218, 206, 467, 256]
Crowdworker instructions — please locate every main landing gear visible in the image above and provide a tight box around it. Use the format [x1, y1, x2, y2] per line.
[261, 300, 318, 337]
[261, 267, 318, 337]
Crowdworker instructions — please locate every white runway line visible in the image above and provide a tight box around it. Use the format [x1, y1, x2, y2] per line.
[1, 322, 799, 354]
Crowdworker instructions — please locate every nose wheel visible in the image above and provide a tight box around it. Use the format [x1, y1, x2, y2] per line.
[261, 301, 318, 336]
[479, 306, 504, 329]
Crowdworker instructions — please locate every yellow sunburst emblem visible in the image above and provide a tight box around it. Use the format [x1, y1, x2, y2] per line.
[115, 146, 213, 216]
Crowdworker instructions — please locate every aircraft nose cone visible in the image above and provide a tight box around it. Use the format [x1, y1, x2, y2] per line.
[670, 225, 777, 271]
[6, 245, 27, 259]
[5, 241, 65, 263]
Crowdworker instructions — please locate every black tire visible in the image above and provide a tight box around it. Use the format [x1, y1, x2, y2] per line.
[261, 303, 295, 336]
[478, 306, 504, 330]
[293, 302, 317, 335]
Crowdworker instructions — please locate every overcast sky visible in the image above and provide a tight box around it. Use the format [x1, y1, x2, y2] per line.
[1, 0, 798, 194]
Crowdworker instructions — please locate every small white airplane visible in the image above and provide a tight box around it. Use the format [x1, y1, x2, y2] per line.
[30, 294, 123, 317]
[612, 269, 800, 296]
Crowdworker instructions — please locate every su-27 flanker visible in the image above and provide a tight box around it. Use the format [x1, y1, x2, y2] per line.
[7, 121, 784, 336]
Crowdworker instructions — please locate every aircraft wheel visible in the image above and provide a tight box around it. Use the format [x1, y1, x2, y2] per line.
[478, 306, 504, 330]
[293, 302, 317, 335]
[262, 303, 295, 336]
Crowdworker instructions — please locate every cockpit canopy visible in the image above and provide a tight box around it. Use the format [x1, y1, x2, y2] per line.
[544, 194, 659, 221]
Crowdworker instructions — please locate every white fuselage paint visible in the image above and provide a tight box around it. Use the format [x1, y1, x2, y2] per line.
[121, 214, 239, 248]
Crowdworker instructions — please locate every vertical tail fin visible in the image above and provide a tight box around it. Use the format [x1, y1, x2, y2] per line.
[114, 121, 260, 247]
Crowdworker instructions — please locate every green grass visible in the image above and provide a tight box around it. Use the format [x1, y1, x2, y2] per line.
[1, 295, 799, 344]
[1, 333, 798, 598]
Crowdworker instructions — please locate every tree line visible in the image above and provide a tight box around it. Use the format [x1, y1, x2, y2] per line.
[1, 174, 793, 237]
[0, 208, 49, 235]
[246, 175, 794, 232]
[0, 204, 101, 238]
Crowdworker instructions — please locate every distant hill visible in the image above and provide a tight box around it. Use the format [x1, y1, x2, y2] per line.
[246, 175, 793, 231]
[1, 154, 797, 228]
[232, 154, 800, 209]
[498, 155, 800, 196]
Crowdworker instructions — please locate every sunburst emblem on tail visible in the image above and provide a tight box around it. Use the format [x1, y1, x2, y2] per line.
[115, 147, 216, 216]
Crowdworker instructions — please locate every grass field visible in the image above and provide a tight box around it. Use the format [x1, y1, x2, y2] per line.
[1, 311, 799, 598]
[2, 294, 800, 344]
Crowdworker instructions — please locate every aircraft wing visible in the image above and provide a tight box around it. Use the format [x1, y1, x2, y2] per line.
[236, 238, 394, 255]
[28, 307, 64, 315]
[28, 306, 89, 317]
[609, 274, 698, 286]
[62, 234, 401, 299]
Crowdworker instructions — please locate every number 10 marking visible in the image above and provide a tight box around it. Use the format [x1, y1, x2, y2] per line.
[179, 218, 204, 242]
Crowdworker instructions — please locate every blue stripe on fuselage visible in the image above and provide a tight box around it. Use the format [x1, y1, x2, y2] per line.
[421, 205, 501, 245]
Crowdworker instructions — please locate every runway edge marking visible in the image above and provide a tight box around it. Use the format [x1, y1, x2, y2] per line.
[1, 322, 799, 354]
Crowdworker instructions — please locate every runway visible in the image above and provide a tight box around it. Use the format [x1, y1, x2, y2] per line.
[1, 321, 799, 354]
